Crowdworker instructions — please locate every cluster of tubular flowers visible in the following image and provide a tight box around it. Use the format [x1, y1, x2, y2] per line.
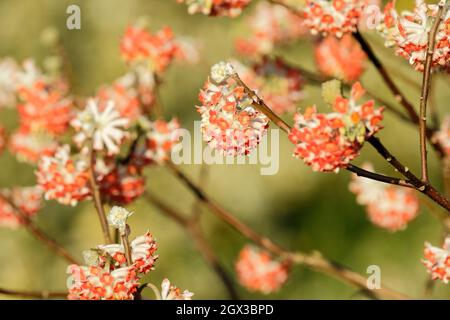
[36, 145, 91, 206]
[315, 35, 367, 83]
[177, 0, 251, 17]
[349, 163, 419, 231]
[302, 0, 364, 38]
[289, 82, 384, 172]
[197, 62, 269, 156]
[144, 118, 181, 164]
[233, 58, 304, 114]
[378, 0, 450, 71]
[235, 245, 289, 294]
[235, 2, 307, 57]
[120, 25, 179, 73]
[422, 237, 450, 283]
[0, 57, 19, 108]
[0, 186, 43, 229]
[67, 207, 160, 300]
[98, 162, 146, 205]
[71, 99, 129, 155]
[9, 129, 58, 163]
[433, 116, 450, 156]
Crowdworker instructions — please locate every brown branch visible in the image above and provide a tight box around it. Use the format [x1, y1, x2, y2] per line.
[419, 2, 446, 182]
[368, 136, 450, 212]
[143, 191, 239, 300]
[0, 194, 79, 265]
[0, 287, 67, 299]
[165, 162, 409, 299]
[346, 164, 414, 189]
[87, 146, 112, 244]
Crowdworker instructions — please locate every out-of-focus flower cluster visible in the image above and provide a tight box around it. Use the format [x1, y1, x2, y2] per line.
[377, 0, 450, 72]
[302, 0, 364, 38]
[423, 237, 450, 284]
[349, 163, 419, 231]
[177, 0, 251, 17]
[235, 2, 307, 57]
[197, 62, 269, 156]
[315, 35, 367, 83]
[0, 186, 43, 229]
[433, 116, 450, 157]
[289, 82, 383, 172]
[235, 245, 289, 294]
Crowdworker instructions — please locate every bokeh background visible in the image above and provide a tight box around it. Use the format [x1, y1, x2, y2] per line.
[0, 0, 449, 299]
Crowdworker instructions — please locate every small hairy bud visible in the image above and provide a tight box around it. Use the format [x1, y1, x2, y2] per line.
[210, 61, 235, 83]
[107, 206, 133, 232]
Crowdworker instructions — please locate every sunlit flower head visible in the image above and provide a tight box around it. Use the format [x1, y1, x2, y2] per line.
[423, 237, 450, 284]
[144, 118, 181, 164]
[235, 245, 289, 294]
[71, 99, 129, 155]
[9, 128, 58, 164]
[349, 163, 419, 231]
[36, 145, 91, 206]
[160, 278, 193, 300]
[289, 82, 383, 172]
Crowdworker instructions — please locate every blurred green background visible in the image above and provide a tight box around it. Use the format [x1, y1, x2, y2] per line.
[0, 0, 449, 299]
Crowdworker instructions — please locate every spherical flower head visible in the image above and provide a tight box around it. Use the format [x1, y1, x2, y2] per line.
[235, 2, 307, 57]
[235, 245, 289, 294]
[177, 0, 251, 17]
[210, 61, 235, 84]
[120, 25, 179, 73]
[315, 35, 367, 83]
[71, 99, 129, 155]
[98, 231, 158, 274]
[422, 237, 450, 283]
[66, 264, 139, 300]
[144, 118, 181, 164]
[433, 116, 450, 156]
[0, 186, 43, 229]
[197, 71, 269, 156]
[107, 206, 133, 233]
[349, 162, 419, 231]
[289, 82, 384, 172]
[302, 0, 365, 38]
[17, 80, 73, 135]
[36, 144, 91, 206]
[160, 278, 193, 300]
[9, 128, 58, 164]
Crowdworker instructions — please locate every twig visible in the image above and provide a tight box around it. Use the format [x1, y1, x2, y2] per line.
[0, 287, 67, 299]
[0, 194, 79, 265]
[87, 145, 112, 244]
[418, 2, 446, 182]
[121, 225, 133, 265]
[346, 164, 414, 189]
[143, 191, 239, 299]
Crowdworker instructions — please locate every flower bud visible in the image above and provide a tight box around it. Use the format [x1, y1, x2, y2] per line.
[107, 206, 133, 233]
[210, 61, 235, 83]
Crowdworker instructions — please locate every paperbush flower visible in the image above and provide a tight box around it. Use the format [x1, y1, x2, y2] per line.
[145, 119, 181, 164]
[289, 82, 384, 172]
[235, 245, 289, 294]
[423, 237, 450, 283]
[36, 145, 91, 206]
[97, 81, 141, 123]
[378, 0, 450, 71]
[315, 35, 367, 82]
[99, 231, 158, 274]
[0, 186, 43, 229]
[349, 163, 419, 231]
[67, 265, 139, 300]
[17, 80, 73, 135]
[119, 64, 156, 110]
[235, 2, 307, 57]
[99, 164, 146, 205]
[0, 57, 19, 108]
[302, 0, 364, 38]
[434, 116, 450, 156]
[177, 0, 251, 17]
[120, 25, 179, 73]
[71, 99, 129, 155]
[160, 278, 193, 300]
[197, 63, 269, 156]
[9, 129, 58, 164]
